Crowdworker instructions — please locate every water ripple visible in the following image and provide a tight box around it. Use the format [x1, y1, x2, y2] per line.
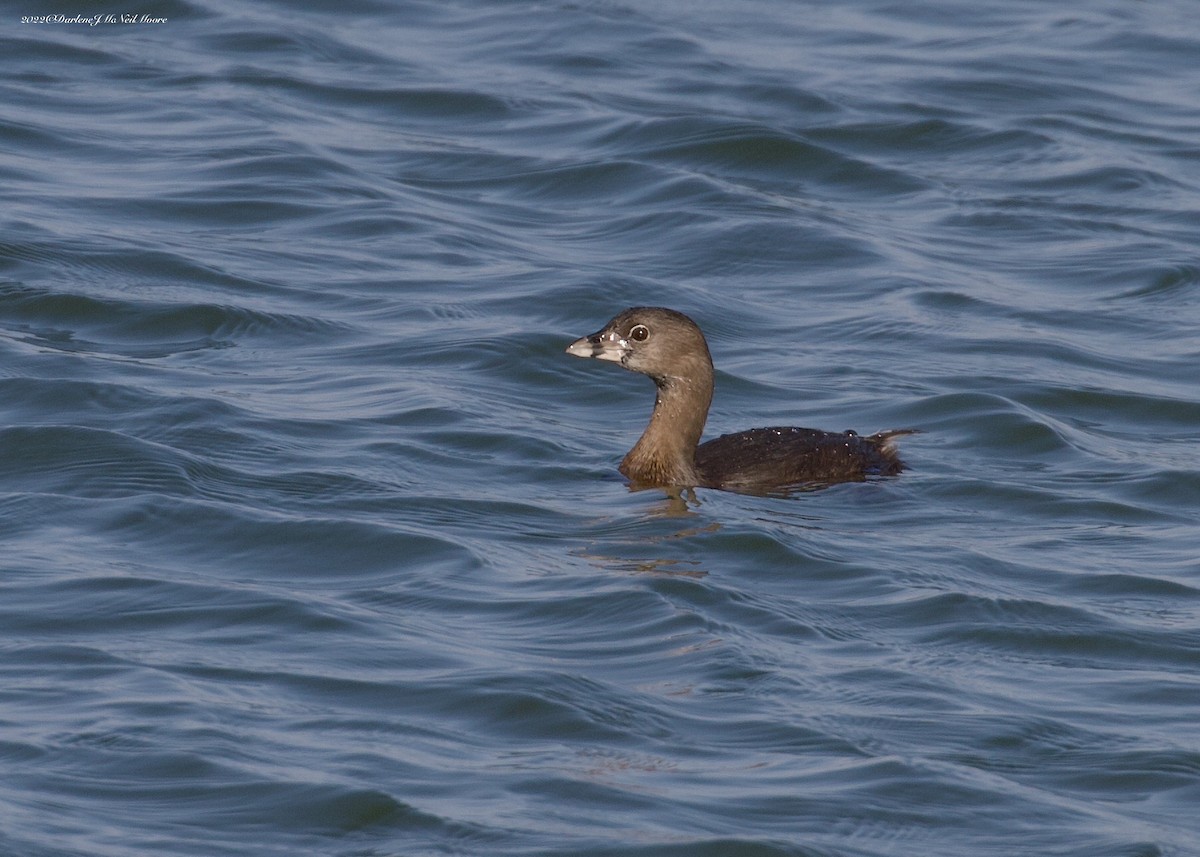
[2, 1, 1198, 856]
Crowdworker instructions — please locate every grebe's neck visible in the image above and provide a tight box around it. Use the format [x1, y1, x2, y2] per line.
[619, 365, 713, 487]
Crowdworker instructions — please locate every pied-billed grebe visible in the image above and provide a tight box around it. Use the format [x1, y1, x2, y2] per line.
[566, 306, 915, 493]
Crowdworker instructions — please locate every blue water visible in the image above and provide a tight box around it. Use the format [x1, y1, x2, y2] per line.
[2, 1, 1199, 855]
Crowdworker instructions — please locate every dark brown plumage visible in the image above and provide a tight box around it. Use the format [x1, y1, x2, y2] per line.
[565, 306, 914, 493]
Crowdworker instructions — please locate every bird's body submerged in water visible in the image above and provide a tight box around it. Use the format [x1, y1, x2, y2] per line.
[566, 306, 915, 493]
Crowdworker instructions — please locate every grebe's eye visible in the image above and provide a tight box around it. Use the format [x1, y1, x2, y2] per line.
[630, 324, 650, 342]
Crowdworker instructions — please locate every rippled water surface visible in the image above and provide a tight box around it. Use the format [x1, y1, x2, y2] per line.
[3, 2, 1199, 855]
